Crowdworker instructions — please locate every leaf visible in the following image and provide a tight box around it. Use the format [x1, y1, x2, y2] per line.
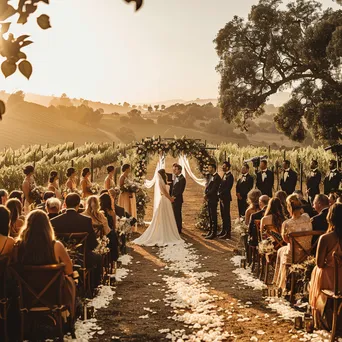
[37, 14, 51, 30]
[16, 35, 30, 43]
[1, 60, 16, 78]
[1, 23, 10, 34]
[0, 5, 16, 21]
[20, 40, 33, 48]
[124, 0, 143, 11]
[17, 52, 27, 60]
[18, 60, 32, 79]
[17, 12, 29, 25]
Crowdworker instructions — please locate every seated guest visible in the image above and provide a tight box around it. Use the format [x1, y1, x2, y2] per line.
[51, 193, 101, 288]
[293, 190, 315, 217]
[46, 197, 62, 220]
[8, 190, 24, 206]
[275, 190, 290, 218]
[245, 189, 262, 225]
[312, 194, 329, 232]
[36, 191, 56, 212]
[0, 189, 8, 205]
[328, 192, 338, 206]
[0, 206, 15, 256]
[260, 198, 285, 234]
[309, 203, 342, 330]
[13, 210, 76, 319]
[99, 193, 119, 261]
[248, 195, 269, 247]
[273, 195, 312, 291]
[6, 198, 24, 239]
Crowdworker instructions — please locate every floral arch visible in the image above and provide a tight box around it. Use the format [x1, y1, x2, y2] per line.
[132, 137, 214, 223]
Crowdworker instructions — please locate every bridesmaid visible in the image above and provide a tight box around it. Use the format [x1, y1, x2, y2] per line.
[22, 165, 36, 214]
[118, 164, 137, 231]
[80, 167, 93, 199]
[104, 165, 115, 190]
[66, 167, 77, 192]
[47, 170, 62, 199]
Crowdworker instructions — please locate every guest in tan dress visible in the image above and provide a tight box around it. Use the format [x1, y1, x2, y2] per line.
[118, 164, 137, 231]
[80, 167, 93, 199]
[47, 170, 62, 200]
[309, 203, 342, 330]
[104, 165, 115, 190]
[273, 194, 312, 290]
[22, 165, 36, 214]
[66, 167, 78, 192]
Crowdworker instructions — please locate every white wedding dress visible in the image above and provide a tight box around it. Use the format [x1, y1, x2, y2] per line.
[133, 174, 183, 247]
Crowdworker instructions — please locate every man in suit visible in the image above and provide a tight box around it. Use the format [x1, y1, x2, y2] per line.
[306, 159, 321, 206]
[170, 163, 186, 234]
[236, 163, 254, 217]
[324, 159, 341, 195]
[218, 161, 234, 239]
[46, 197, 62, 220]
[51, 193, 101, 288]
[248, 195, 269, 247]
[280, 160, 298, 195]
[204, 163, 221, 239]
[311, 194, 330, 246]
[256, 160, 274, 197]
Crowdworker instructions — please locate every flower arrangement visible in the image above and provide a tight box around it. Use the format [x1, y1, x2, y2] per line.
[195, 202, 210, 230]
[258, 237, 276, 254]
[117, 217, 135, 236]
[232, 217, 248, 236]
[29, 185, 45, 203]
[90, 183, 100, 195]
[94, 236, 110, 255]
[136, 187, 150, 225]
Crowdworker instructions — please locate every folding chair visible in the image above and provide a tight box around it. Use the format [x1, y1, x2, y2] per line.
[321, 251, 342, 342]
[288, 230, 325, 303]
[9, 263, 66, 341]
[55, 232, 91, 298]
[0, 255, 9, 342]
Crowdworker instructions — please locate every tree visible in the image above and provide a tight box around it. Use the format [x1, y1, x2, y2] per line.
[6, 90, 25, 108]
[215, 0, 342, 143]
[123, 101, 130, 108]
[154, 105, 159, 111]
[147, 105, 153, 113]
[161, 104, 166, 110]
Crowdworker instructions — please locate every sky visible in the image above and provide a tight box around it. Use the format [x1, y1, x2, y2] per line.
[1, 0, 340, 104]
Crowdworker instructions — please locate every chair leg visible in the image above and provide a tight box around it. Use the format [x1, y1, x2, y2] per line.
[290, 272, 296, 304]
[259, 255, 265, 280]
[264, 262, 269, 285]
[4, 303, 8, 342]
[57, 312, 64, 341]
[251, 248, 256, 272]
[330, 299, 338, 342]
[20, 311, 24, 342]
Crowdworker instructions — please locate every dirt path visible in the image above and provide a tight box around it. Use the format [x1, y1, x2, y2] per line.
[87, 157, 301, 342]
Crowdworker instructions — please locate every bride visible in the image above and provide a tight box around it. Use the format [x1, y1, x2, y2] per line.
[133, 169, 183, 247]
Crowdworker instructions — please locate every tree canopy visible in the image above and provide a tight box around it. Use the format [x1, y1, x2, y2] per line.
[215, 0, 342, 143]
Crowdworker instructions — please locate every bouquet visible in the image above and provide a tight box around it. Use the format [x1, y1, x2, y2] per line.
[232, 217, 248, 236]
[117, 217, 135, 236]
[258, 237, 276, 254]
[29, 186, 45, 203]
[94, 236, 110, 255]
[122, 178, 140, 194]
[90, 183, 100, 195]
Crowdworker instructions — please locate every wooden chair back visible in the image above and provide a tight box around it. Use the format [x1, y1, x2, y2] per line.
[333, 251, 342, 296]
[93, 224, 104, 238]
[55, 232, 88, 269]
[289, 231, 325, 264]
[264, 225, 286, 250]
[255, 220, 262, 243]
[9, 263, 65, 311]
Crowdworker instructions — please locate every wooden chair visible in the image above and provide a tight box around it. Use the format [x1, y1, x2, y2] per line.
[263, 225, 286, 285]
[93, 224, 111, 281]
[248, 219, 260, 273]
[9, 263, 66, 341]
[255, 220, 265, 279]
[288, 230, 325, 303]
[321, 251, 342, 342]
[55, 232, 91, 298]
[0, 255, 9, 342]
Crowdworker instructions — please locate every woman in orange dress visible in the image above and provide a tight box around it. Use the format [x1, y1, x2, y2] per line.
[65, 167, 78, 193]
[309, 203, 342, 330]
[80, 167, 93, 199]
[118, 164, 137, 231]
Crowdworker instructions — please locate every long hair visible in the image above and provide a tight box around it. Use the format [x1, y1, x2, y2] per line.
[99, 193, 112, 213]
[327, 203, 342, 239]
[17, 210, 57, 265]
[6, 198, 22, 229]
[264, 198, 285, 230]
[286, 194, 303, 216]
[275, 190, 290, 217]
[0, 205, 10, 236]
[247, 189, 261, 209]
[66, 167, 76, 178]
[85, 196, 103, 223]
[158, 169, 167, 184]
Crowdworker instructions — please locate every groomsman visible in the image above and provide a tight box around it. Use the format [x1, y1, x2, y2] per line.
[280, 160, 298, 195]
[306, 159, 321, 206]
[218, 161, 234, 239]
[256, 160, 274, 197]
[236, 164, 254, 217]
[170, 164, 186, 234]
[324, 159, 341, 195]
[204, 163, 221, 240]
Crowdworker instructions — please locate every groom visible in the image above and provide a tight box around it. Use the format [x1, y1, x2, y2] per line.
[170, 163, 186, 234]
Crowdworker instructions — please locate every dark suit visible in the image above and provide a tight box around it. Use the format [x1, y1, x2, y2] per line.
[323, 169, 341, 195]
[218, 171, 234, 236]
[248, 208, 266, 246]
[205, 173, 221, 236]
[311, 207, 329, 246]
[306, 169, 321, 205]
[256, 169, 274, 197]
[51, 209, 101, 287]
[170, 174, 186, 233]
[280, 169, 298, 195]
[236, 173, 254, 217]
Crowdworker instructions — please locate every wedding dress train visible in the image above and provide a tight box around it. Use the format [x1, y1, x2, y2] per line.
[133, 174, 183, 247]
